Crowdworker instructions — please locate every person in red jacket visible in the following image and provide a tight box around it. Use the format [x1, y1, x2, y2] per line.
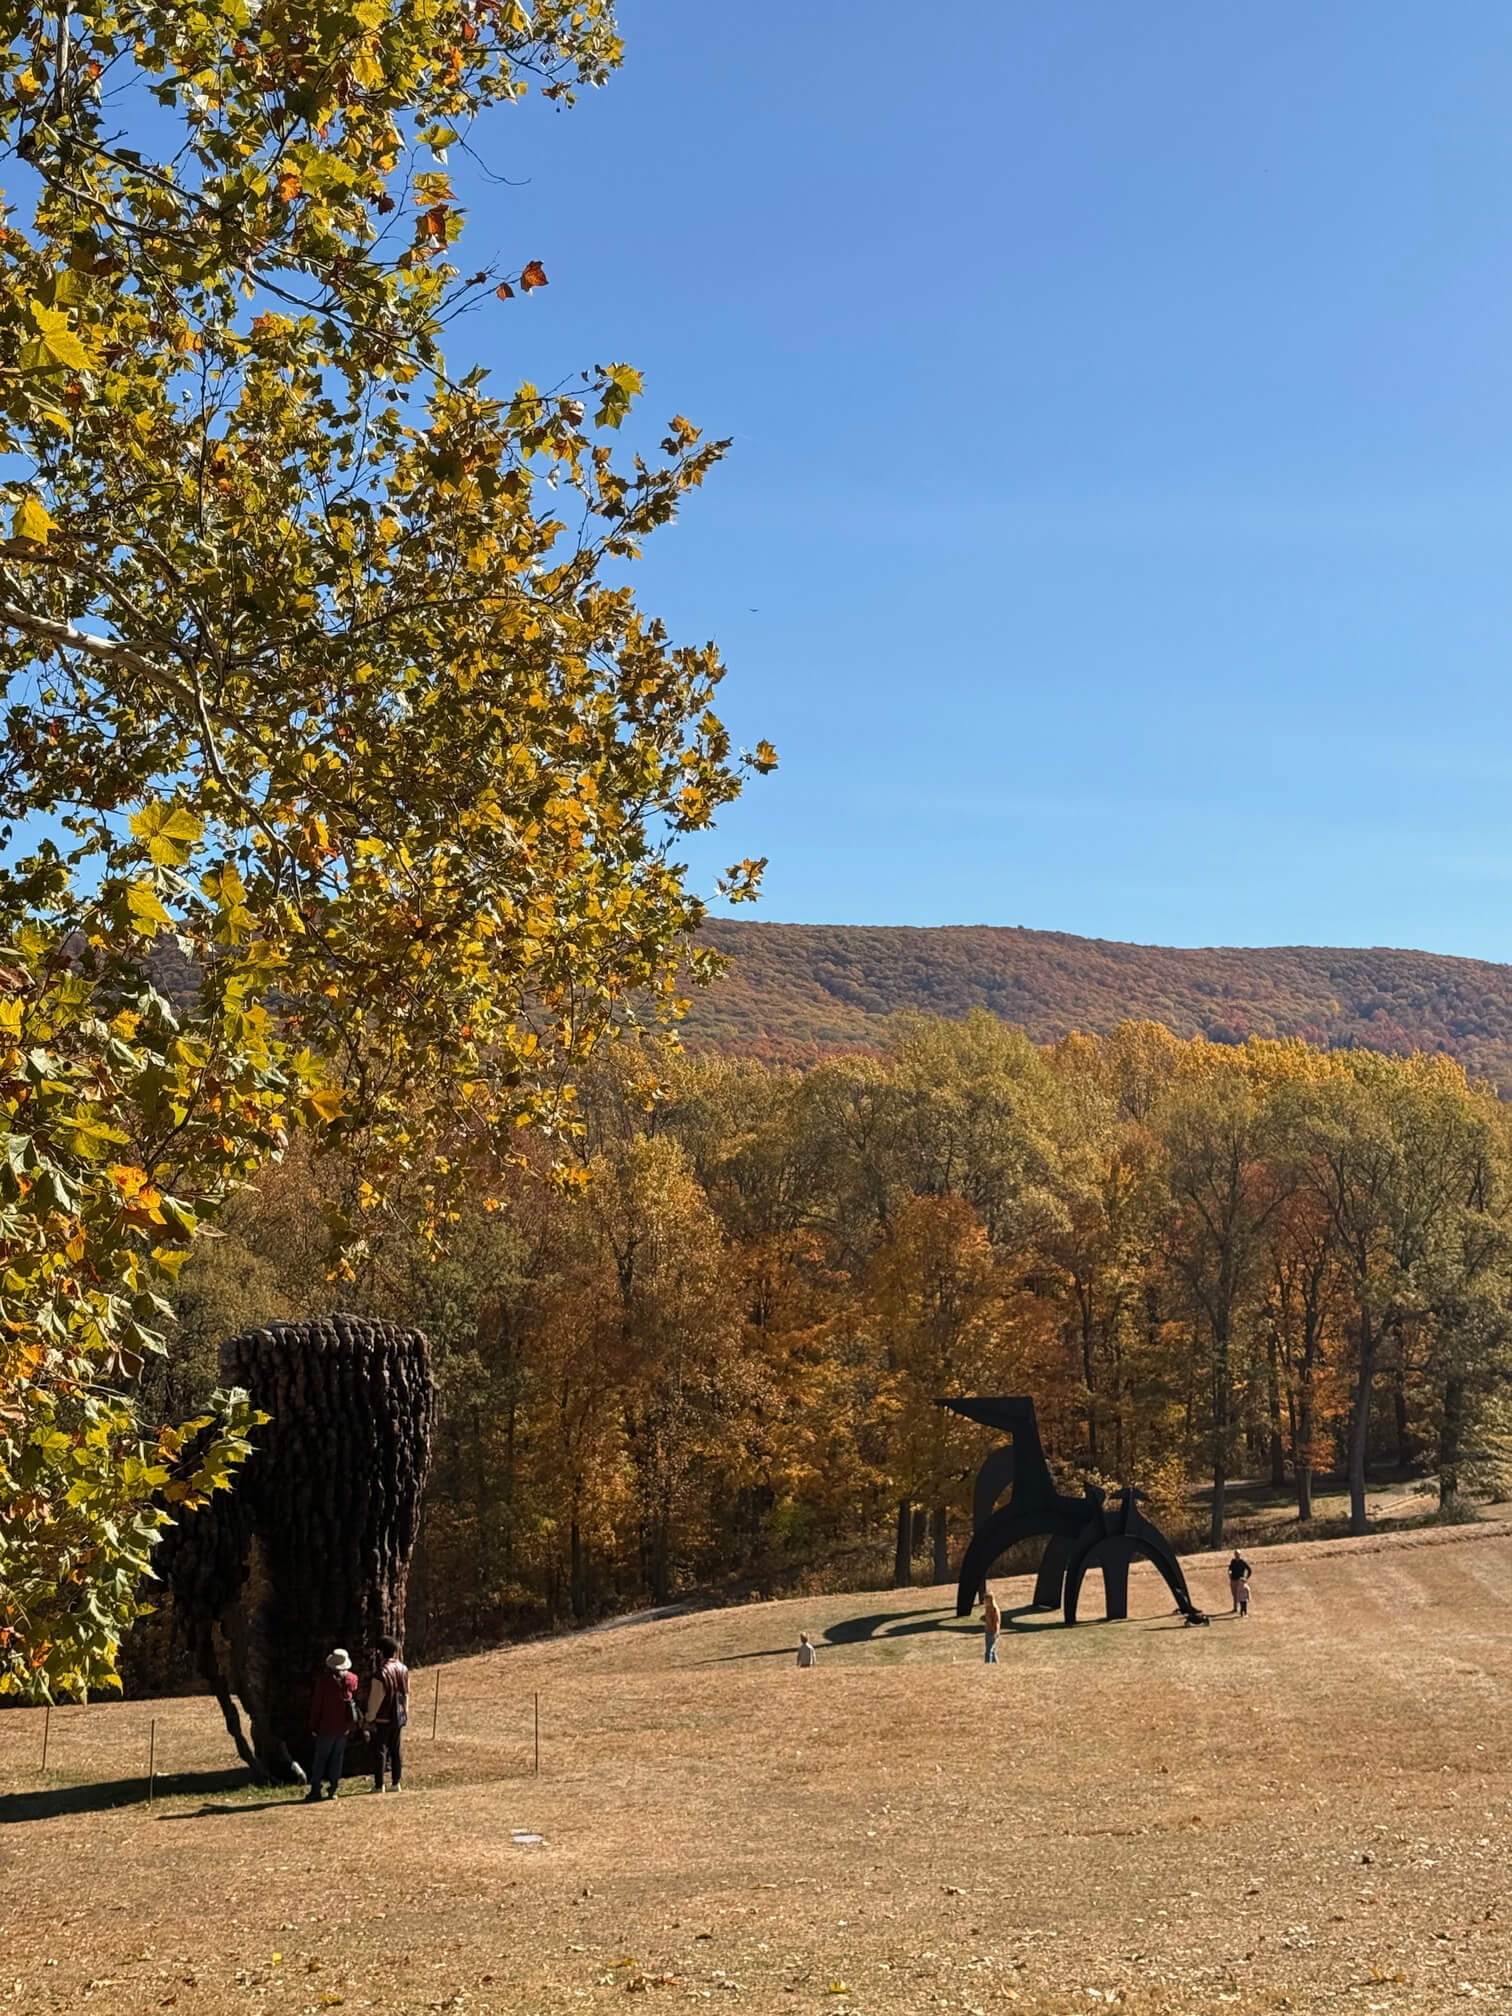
[306, 1648, 358, 1802]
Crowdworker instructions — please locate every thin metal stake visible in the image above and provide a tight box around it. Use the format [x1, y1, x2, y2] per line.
[431, 1666, 440, 1740]
[533, 1690, 539, 1776]
[147, 1717, 157, 1804]
[40, 1702, 50, 1772]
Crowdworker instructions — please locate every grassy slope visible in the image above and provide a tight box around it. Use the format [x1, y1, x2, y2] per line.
[687, 920, 1512, 1086]
[5, 1524, 1512, 2014]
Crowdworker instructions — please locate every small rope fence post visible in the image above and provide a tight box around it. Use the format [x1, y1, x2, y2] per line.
[147, 1717, 157, 1804]
[431, 1666, 440, 1741]
[533, 1690, 539, 1776]
[40, 1702, 50, 1773]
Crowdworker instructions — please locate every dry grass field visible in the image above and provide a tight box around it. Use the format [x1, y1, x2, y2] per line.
[5, 1525, 1512, 2016]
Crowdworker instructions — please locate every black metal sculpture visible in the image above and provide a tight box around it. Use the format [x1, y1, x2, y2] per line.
[938, 1395, 1195, 1626]
[161, 1313, 435, 1782]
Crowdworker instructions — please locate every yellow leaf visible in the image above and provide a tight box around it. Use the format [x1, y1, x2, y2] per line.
[301, 1087, 346, 1125]
[130, 801, 205, 868]
[26, 297, 97, 372]
[11, 494, 55, 546]
[125, 882, 172, 932]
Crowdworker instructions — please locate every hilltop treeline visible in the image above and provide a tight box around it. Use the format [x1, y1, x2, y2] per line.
[688, 921, 1512, 1089]
[148, 1015, 1512, 1658]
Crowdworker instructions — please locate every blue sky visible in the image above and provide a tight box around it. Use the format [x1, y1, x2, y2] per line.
[456, 2, 1512, 957]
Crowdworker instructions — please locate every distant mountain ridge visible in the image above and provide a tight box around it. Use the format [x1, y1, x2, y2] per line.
[685, 921, 1512, 1089]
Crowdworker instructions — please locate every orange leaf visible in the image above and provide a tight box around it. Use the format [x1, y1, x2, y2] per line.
[495, 281, 514, 300]
[519, 260, 548, 291]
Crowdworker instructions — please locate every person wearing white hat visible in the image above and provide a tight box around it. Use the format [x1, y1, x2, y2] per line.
[306, 1647, 359, 1801]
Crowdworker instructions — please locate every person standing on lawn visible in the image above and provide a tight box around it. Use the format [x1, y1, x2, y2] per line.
[1227, 1552, 1252, 1615]
[982, 1587, 1002, 1663]
[307, 1647, 359, 1802]
[796, 1632, 817, 1668]
[364, 1633, 410, 1793]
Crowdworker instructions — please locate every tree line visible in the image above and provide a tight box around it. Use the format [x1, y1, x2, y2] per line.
[147, 1013, 1512, 1660]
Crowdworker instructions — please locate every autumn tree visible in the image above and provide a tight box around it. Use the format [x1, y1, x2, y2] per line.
[1160, 1048, 1292, 1546]
[1040, 1026, 1180, 1477]
[0, 2, 771, 1698]
[1260, 1184, 1347, 1519]
[1286, 1055, 1505, 1533]
[865, 1193, 1010, 1583]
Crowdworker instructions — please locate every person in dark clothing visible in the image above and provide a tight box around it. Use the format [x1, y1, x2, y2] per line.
[1227, 1553, 1253, 1615]
[307, 1648, 358, 1801]
[364, 1633, 410, 1793]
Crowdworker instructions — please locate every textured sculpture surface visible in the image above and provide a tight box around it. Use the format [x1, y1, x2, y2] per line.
[163, 1313, 435, 1781]
[938, 1395, 1194, 1627]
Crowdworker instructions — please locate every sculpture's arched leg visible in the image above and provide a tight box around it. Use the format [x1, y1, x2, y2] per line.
[954, 1508, 1058, 1617]
[1032, 1534, 1070, 1611]
[1065, 1535, 1192, 1625]
[1121, 1505, 1194, 1614]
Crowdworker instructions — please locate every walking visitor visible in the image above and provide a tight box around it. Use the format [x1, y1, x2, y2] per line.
[796, 1631, 818, 1668]
[983, 1588, 1001, 1663]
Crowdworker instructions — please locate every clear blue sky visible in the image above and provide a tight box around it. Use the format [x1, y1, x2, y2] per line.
[457, 2, 1512, 958]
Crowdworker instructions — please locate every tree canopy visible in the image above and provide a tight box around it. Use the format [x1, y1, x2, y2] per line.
[0, 1, 769, 1699]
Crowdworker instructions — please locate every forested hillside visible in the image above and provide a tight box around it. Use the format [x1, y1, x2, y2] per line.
[688, 922, 1512, 1087]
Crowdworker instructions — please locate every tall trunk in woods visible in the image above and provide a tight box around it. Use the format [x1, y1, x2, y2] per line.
[163, 1314, 435, 1782]
[1392, 1364, 1414, 1469]
[1077, 1277, 1099, 1469]
[931, 1506, 949, 1585]
[570, 1507, 586, 1621]
[1294, 1262, 1327, 1523]
[893, 1500, 913, 1587]
[1266, 1330, 1286, 1488]
[1295, 1314, 1317, 1519]
[1347, 1311, 1380, 1535]
[1439, 1374, 1467, 1506]
[472, 1401, 490, 1629]
[1208, 1311, 1232, 1551]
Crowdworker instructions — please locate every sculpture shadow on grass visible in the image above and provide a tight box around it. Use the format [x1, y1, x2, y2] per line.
[823, 1609, 991, 1647]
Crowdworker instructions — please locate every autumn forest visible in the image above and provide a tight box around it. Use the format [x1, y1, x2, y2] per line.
[130, 1008, 1512, 1671]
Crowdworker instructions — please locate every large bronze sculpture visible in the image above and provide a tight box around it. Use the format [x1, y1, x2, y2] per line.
[939, 1395, 1195, 1626]
[162, 1314, 435, 1782]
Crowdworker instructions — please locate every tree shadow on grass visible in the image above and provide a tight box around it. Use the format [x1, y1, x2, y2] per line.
[0, 1766, 253, 1824]
[160, 1790, 354, 1818]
